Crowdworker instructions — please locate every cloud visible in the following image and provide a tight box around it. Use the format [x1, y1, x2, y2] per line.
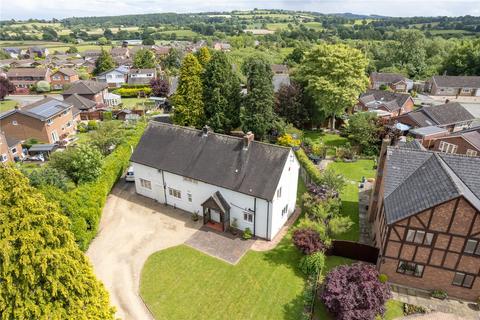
[1, 0, 479, 20]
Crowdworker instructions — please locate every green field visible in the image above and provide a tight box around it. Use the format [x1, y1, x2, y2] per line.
[157, 29, 199, 37]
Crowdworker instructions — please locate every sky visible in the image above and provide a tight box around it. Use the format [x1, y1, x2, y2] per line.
[1, 0, 479, 20]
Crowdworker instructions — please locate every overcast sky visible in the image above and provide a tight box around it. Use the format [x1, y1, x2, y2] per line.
[1, 0, 479, 20]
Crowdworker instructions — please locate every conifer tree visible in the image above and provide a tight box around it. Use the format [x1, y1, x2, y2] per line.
[133, 48, 156, 69]
[172, 53, 204, 127]
[241, 56, 275, 139]
[93, 48, 115, 75]
[203, 51, 241, 133]
[196, 46, 212, 69]
[0, 166, 115, 319]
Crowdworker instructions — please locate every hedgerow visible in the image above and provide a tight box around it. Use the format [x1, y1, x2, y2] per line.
[295, 148, 322, 184]
[113, 87, 152, 97]
[41, 123, 146, 250]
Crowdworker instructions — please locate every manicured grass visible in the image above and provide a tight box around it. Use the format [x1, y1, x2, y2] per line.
[329, 159, 376, 182]
[0, 99, 18, 112]
[304, 131, 349, 156]
[120, 98, 149, 109]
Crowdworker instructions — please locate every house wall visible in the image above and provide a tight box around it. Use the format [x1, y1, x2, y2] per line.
[0, 133, 13, 163]
[0, 109, 75, 144]
[50, 72, 79, 90]
[97, 71, 126, 88]
[378, 197, 480, 301]
[432, 136, 480, 156]
[132, 162, 278, 239]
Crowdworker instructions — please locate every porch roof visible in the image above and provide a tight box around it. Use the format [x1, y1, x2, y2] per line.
[201, 191, 230, 214]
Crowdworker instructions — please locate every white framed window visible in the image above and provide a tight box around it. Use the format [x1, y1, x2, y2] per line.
[187, 192, 192, 202]
[46, 119, 53, 125]
[12, 120, 18, 126]
[66, 121, 72, 128]
[466, 149, 477, 157]
[10, 147, 17, 154]
[464, 239, 480, 255]
[64, 76, 69, 81]
[51, 131, 59, 142]
[168, 188, 181, 199]
[281, 204, 288, 216]
[140, 178, 152, 190]
[52, 75, 61, 80]
[243, 211, 253, 223]
[439, 141, 457, 154]
[1, 154, 7, 162]
[277, 187, 282, 198]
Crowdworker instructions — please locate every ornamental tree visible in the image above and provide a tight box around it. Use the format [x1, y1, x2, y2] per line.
[274, 82, 309, 128]
[172, 53, 205, 127]
[292, 228, 326, 255]
[150, 78, 170, 97]
[0, 166, 115, 319]
[0, 77, 15, 100]
[321, 263, 391, 320]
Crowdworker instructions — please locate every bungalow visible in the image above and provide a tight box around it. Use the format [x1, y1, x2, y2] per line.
[369, 142, 480, 301]
[432, 127, 480, 156]
[393, 102, 475, 133]
[96, 67, 128, 88]
[6, 68, 50, 94]
[130, 123, 300, 240]
[50, 68, 79, 90]
[271, 64, 289, 75]
[62, 80, 109, 105]
[369, 72, 413, 93]
[358, 90, 415, 118]
[127, 68, 156, 85]
[0, 132, 23, 163]
[110, 47, 130, 59]
[25, 47, 49, 58]
[428, 76, 480, 97]
[0, 97, 76, 144]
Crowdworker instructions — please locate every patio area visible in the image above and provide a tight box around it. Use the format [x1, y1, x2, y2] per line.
[185, 226, 254, 264]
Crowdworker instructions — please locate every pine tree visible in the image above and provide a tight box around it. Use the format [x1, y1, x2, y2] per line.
[93, 48, 115, 75]
[241, 56, 275, 139]
[203, 51, 241, 133]
[196, 46, 212, 69]
[172, 53, 204, 127]
[0, 166, 115, 319]
[133, 48, 156, 69]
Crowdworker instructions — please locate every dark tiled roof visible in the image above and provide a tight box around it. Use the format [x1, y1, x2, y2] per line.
[63, 80, 108, 95]
[21, 97, 72, 121]
[131, 123, 292, 200]
[384, 147, 480, 224]
[407, 111, 437, 127]
[421, 102, 474, 126]
[371, 72, 408, 83]
[360, 90, 411, 112]
[433, 75, 480, 88]
[53, 68, 77, 76]
[397, 139, 425, 150]
[6, 67, 48, 77]
[64, 93, 96, 111]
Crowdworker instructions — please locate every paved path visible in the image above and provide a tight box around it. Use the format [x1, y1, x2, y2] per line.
[86, 181, 202, 320]
[358, 181, 373, 245]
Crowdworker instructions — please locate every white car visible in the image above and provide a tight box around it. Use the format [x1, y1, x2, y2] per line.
[125, 166, 135, 182]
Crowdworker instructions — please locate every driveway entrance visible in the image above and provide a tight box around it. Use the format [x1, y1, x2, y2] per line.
[86, 181, 201, 320]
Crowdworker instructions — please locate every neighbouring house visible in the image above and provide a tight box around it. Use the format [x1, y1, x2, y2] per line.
[427, 76, 480, 97]
[25, 47, 49, 58]
[0, 132, 23, 163]
[271, 64, 289, 75]
[130, 123, 300, 239]
[63, 93, 98, 120]
[50, 68, 79, 90]
[6, 68, 51, 94]
[273, 74, 290, 93]
[369, 142, 480, 301]
[62, 80, 109, 105]
[370, 72, 413, 93]
[409, 126, 449, 148]
[153, 45, 171, 57]
[110, 47, 130, 59]
[432, 127, 480, 156]
[83, 50, 102, 60]
[358, 90, 415, 119]
[9, 59, 36, 68]
[213, 42, 231, 52]
[96, 67, 128, 88]
[0, 97, 76, 144]
[3, 47, 21, 59]
[393, 102, 475, 133]
[127, 68, 156, 85]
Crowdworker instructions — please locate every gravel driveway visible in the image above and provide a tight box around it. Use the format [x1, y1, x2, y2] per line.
[86, 181, 201, 320]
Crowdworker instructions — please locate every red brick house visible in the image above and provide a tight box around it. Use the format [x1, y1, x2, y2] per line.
[62, 80, 109, 105]
[50, 68, 79, 90]
[369, 72, 413, 93]
[432, 128, 480, 157]
[358, 90, 414, 119]
[6, 68, 50, 94]
[0, 132, 23, 163]
[427, 76, 480, 97]
[369, 143, 480, 301]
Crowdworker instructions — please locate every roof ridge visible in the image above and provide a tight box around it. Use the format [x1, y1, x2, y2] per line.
[433, 153, 463, 195]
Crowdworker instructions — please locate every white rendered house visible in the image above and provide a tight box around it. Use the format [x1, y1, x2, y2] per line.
[130, 123, 300, 240]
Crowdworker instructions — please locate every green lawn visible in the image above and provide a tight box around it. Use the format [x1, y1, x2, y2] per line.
[329, 159, 376, 182]
[304, 131, 349, 157]
[120, 98, 150, 109]
[0, 99, 19, 112]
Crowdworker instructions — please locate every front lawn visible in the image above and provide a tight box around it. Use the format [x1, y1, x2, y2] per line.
[0, 99, 18, 112]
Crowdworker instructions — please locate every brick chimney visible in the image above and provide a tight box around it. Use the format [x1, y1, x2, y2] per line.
[243, 131, 254, 150]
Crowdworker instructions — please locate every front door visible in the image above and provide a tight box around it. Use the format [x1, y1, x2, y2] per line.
[210, 209, 221, 223]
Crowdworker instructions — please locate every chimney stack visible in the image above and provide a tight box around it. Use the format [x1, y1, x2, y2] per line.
[243, 131, 254, 150]
[202, 125, 210, 137]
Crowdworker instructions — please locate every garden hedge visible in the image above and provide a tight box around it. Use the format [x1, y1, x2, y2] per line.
[41, 123, 146, 250]
[295, 149, 322, 185]
[113, 87, 152, 97]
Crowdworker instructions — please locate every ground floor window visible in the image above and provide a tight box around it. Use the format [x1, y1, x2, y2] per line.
[464, 239, 480, 255]
[281, 204, 288, 217]
[439, 141, 457, 154]
[168, 188, 181, 199]
[140, 178, 152, 190]
[1, 154, 7, 162]
[452, 272, 475, 288]
[397, 261, 424, 277]
[187, 192, 192, 202]
[243, 211, 253, 223]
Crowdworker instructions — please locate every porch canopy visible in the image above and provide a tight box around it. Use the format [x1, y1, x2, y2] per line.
[201, 191, 231, 232]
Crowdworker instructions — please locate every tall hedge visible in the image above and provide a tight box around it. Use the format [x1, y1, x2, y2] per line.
[295, 148, 322, 184]
[41, 123, 146, 250]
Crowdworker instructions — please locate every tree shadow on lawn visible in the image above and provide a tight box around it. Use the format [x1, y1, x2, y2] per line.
[282, 290, 307, 320]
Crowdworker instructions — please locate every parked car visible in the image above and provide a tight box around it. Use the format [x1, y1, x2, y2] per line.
[125, 166, 135, 182]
